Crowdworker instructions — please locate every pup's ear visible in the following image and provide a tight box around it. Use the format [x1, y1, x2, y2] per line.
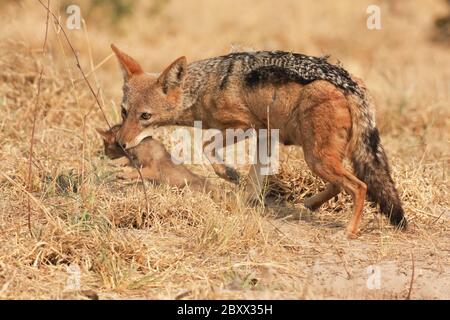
[157, 56, 187, 94]
[111, 44, 144, 80]
[96, 128, 114, 144]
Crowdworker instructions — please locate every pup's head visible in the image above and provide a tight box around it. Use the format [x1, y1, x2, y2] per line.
[111, 44, 187, 149]
[96, 125, 125, 159]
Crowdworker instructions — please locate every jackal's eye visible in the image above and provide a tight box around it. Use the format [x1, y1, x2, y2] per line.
[140, 112, 152, 120]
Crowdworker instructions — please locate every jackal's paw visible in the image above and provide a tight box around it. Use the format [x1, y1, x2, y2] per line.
[225, 166, 240, 184]
[345, 228, 361, 239]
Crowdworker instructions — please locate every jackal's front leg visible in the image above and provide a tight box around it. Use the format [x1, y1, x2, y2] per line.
[202, 133, 240, 184]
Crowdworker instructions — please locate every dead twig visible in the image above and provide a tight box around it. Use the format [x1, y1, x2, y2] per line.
[27, 0, 50, 237]
[406, 252, 415, 300]
[37, 0, 151, 218]
[74, 53, 115, 83]
[38, 0, 110, 128]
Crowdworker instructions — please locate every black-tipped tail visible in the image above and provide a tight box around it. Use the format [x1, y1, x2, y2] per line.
[352, 128, 407, 228]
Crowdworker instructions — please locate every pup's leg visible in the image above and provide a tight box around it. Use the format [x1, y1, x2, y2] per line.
[116, 169, 140, 180]
[117, 166, 162, 181]
[110, 156, 131, 167]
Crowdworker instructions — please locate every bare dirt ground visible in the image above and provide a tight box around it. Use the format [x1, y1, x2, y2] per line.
[0, 0, 448, 299]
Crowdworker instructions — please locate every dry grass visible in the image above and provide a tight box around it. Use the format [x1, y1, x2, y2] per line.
[0, 0, 449, 299]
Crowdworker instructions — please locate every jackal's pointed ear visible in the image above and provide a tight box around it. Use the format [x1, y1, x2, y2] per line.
[96, 128, 114, 144]
[111, 44, 144, 80]
[157, 56, 187, 94]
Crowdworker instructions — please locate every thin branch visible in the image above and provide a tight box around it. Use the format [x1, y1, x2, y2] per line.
[406, 252, 415, 300]
[38, 0, 110, 128]
[74, 53, 115, 83]
[37, 0, 151, 216]
[27, 0, 50, 236]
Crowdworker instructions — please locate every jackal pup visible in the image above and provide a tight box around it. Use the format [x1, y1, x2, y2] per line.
[97, 125, 213, 194]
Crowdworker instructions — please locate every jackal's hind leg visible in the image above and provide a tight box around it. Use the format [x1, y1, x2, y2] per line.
[300, 92, 366, 238]
[342, 171, 367, 238]
[304, 183, 341, 211]
[304, 155, 366, 238]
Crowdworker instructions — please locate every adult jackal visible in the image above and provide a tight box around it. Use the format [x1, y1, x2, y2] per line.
[111, 45, 407, 237]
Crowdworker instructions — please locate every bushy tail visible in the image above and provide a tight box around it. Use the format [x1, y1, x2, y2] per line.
[348, 88, 407, 228]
